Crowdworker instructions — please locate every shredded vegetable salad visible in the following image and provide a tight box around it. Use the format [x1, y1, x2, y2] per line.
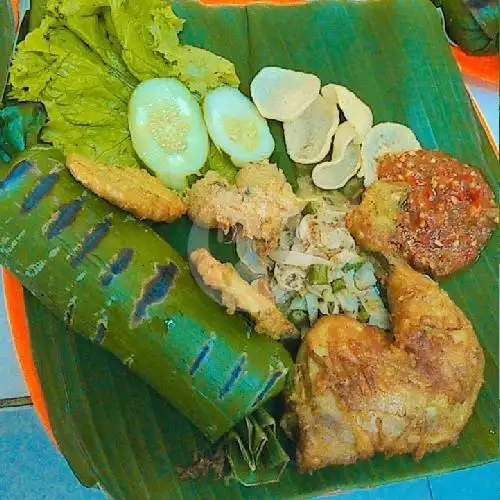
[237, 196, 390, 336]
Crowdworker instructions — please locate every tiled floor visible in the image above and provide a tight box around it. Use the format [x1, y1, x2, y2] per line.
[0, 274, 28, 399]
[0, 408, 103, 500]
[0, 80, 498, 498]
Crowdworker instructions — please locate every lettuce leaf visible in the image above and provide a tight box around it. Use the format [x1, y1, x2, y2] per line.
[9, 16, 140, 167]
[8, 0, 239, 168]
[149, 5, 240, 96]
[108, 0, 239, 95]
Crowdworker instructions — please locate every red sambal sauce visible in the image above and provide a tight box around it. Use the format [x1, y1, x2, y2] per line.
[378, 150, 498, 277]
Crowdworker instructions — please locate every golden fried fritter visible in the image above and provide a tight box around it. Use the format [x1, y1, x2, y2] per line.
[190, 248, 297, 339]
[187, 161, 305, 254]
[66, 154, 186, 222]
[347, 150, 498, 277]
[288, 262, 484, 472]
[346, 181, 408, 256]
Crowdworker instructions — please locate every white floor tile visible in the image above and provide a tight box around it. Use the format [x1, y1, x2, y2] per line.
[0, 270, 28, 399]
[466, 81, 499, 146]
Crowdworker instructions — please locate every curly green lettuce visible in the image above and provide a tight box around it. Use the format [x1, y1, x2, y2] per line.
[9, 0, 239, 168]
[9, 16, 139, 167]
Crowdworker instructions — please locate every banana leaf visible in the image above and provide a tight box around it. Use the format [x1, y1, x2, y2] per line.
[0, 0, 30, 98]
[4, 0, 500, 498]
[0, 0, 17, 99]
[227, 408, 290, 486]
[432, 0, 499, 54]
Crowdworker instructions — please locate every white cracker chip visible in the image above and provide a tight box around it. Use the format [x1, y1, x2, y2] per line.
[251, 67, 321, 121]
[361, 122, 421, 187]
[284, 94, 340, 164]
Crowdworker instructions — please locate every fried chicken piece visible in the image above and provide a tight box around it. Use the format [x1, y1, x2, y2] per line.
[288, 262, 484, 472]
[347, 150, 498, 277]
[66, 154, 186, 222]
[187, 161, 305, 254]
[190, 248, 297, 340]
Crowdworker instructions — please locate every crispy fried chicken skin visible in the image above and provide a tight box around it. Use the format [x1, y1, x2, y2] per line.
[288, 262, 484, 472]
[66, 154, 186, 222]
[346, 150, 498, 277]
[187, 161, 305, 254]
[190, 248, 297, 339]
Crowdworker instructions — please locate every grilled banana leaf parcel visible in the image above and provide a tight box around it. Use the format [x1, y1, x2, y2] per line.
[0, 146, 293, 442]
[433, 0, 499, 54]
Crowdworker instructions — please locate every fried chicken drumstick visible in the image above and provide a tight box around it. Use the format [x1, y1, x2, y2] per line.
[287, 261, 484, 472]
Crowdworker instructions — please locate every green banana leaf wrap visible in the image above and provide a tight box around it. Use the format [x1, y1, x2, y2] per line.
[432, 0, 499, 54]
[0, 146, 292, 442]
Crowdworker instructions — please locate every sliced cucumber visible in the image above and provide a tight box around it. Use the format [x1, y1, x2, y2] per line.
[129, 78, 209, 190]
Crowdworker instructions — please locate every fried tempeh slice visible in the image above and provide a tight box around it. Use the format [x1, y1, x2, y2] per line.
[190, 248, 297, 340]
[66, 154, 186, 222]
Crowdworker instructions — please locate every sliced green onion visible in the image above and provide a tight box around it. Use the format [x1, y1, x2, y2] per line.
[289, 296, 307, 311]
[288, 309, 308, 326]
[303, 200, 322, 215]
[342, 261, 364, 272]
[341, 177, 364, 200]
[358, 305, 370, 323]
[331, 278, 346, 293]
[308, 264, 329, 285]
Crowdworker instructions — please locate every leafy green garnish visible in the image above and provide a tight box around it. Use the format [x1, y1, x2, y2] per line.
[341, 176, 364, 201]
[8, 0, 238, 169]
[0, 103, 46, 163]
[288, 309, 308, 327]
[358, 305, 370, 323]
[226, 408, 290, 487]
[203, 142, 239, 183]
[308, 264, 329, 285]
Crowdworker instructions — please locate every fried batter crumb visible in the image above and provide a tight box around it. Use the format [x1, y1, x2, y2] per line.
[176, 450, 226, 480]
[190, 248, 297, 339]
[187, 161, 305, 254]
[66, 154, 186, 222]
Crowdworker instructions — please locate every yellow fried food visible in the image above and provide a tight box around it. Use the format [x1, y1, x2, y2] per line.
[345, 180, 408, 256]
[66, 154, 186, 222]
[187, 161, 305, 254]
[190, 248, 297, 339]
[289, 262, 484, 472]
[347, 150, 498, 277]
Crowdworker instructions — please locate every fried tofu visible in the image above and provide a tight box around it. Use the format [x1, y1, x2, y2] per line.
[288, 262, 484, 472]
[346, 180, 408, 256]
[187, 161, 305, 254]
[190, 248, 297, 339]
[66, 154, 186, 222]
